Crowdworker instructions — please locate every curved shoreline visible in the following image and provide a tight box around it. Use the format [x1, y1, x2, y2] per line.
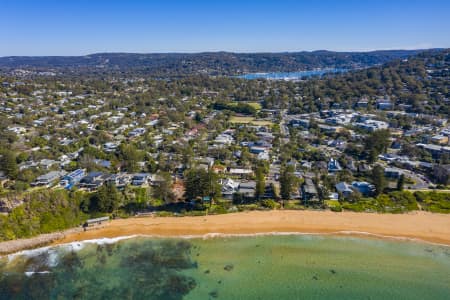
[6, 230, 450, 260]
[1, 210, 449, 255]
[52, 210, 450, 247]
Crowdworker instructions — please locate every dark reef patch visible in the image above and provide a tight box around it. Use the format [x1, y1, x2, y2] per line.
[0, 239, 198, 300]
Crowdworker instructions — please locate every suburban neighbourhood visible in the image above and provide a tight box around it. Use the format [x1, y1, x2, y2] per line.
[1, 49, 449, 219]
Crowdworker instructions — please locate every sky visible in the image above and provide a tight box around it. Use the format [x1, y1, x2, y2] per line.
[1, 0, 450, 56]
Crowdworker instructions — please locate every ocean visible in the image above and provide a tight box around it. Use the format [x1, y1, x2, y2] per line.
[0, 234, 449, 299]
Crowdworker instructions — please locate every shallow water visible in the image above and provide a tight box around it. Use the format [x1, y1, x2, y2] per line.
[1, 235, 449, 299]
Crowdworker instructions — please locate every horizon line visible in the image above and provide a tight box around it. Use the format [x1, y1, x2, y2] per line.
[0, 47, 446, 58]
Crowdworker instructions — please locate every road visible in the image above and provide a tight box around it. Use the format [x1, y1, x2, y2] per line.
[279, 109, 290, 144]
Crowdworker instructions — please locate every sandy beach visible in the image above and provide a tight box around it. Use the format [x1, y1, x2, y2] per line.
[53, 210, 450, 246]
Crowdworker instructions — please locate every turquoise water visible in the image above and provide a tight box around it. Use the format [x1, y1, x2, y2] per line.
[237, 69, 347, 80]
[1, 235, 449, 299]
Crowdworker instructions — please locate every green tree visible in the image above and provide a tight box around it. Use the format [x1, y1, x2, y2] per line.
[119, 144, 141, 172]
[93, 183, 123, 213]
[181, 145, 194, 168]
[280, 165, 295, 200]
[364, 129, 390, 163]
[397, 174, 405, 191]
[255, 166, 266, 200]
[184, 168, 220, 201]
[152, 171, 175, 204]
[0, 150, 18, 179]
[371, 165, 387, 196]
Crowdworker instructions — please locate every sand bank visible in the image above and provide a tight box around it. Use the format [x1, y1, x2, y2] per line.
[53, 210, 450, 246]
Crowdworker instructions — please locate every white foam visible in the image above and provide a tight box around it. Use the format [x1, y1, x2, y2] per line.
[128, 232, 450, 247]
[7, 246, 52, 263]
[6, 235, 138, 262]
[24, 271, 51, 277]
[334, 230, 450, 247]
[5, 231, 449, 261]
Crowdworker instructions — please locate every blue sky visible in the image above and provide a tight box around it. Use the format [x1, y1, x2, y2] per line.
[1, 0, 449, 56]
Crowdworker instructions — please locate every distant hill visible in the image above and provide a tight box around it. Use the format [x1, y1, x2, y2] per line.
[0, 49, 436, 77]
[286, 48, 450, 115]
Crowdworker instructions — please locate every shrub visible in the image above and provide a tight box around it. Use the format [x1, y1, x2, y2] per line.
[261, 199, 279, 209]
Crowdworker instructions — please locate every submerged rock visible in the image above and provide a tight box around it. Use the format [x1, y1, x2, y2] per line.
[224, 264, 234, 271]
[209, 289, 219, 298]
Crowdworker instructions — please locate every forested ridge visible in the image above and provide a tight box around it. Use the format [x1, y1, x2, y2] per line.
[0, 49, 429, 77]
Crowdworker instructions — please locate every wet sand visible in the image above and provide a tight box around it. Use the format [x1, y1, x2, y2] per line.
[54, 210, 450, 246]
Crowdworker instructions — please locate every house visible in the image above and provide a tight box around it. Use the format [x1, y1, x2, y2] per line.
[290, 119, 310, 128]
[302, 179, 318, 201]
[149, 174, 166, 186]
[18, 160, 39, 171]
[145, 119, 159, 126]
[214, 133, 234, 145]
[237, 181, 256, 199]
[376, 99, 393, 110]
[128, 127, 145, 137]
[94, 159, 112, 168]
[356, 100, 369, 108]
[79, 172, 106, 190]
[417, 143, 450, 159]
[7, 126, 26, 135]
[257, 151, 270, 161]
[328, 158, 342, 173]
[198, 157, 215, 168]
[60, 169, 86, 189]
[104, 142, 119, 152]
[431, 135, 449, 145]
[228, 168, 253, 177]
[132, 173, 150, 186]
[351, 181, 375, 196]
[384, 167, 403, 179]
[335, 182, 353, 198]
[355, 120, 389, 132]
[39, 159, 59, 170]
[250, 146, 267, 154]
[221, 178, 240, 200]
[318, 124, 343, 133]
[32, 170, 67, 187]
[107, 173, 131, 188]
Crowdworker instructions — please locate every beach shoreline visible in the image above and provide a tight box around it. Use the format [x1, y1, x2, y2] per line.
[52, 210, 450, 247]
[1, 210, 449, 255]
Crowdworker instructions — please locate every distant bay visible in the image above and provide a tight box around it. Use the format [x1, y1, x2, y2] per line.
[236, 68, 348, 80]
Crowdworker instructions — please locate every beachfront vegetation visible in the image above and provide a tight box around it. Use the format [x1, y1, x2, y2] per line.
[414, 191, 450, 213]
[341, 191, 423, 213]
[0, 190, 86, 241]
[0, 180, 449, 242]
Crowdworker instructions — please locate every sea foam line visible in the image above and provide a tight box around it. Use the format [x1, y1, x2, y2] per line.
[6, 235, 139, 261]
[4, 231, 449, 260]
[131, 231, 450, 247]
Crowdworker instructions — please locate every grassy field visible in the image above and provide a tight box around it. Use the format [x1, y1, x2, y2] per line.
[229, 116, 254, 123]
[246, 102, 262, 110]
[229, 116, 273, 126]
[251, 120, 273, 126]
